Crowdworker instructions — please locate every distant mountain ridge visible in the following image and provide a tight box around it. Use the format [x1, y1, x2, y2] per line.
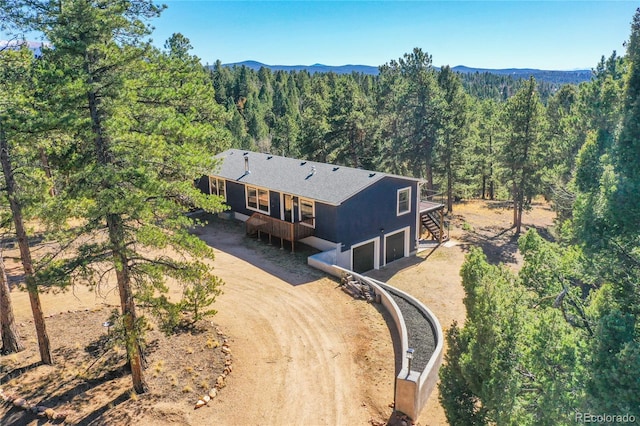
[222, 60, 379, 75]
[221, 61, 593, 85]
[0, 40, 49, 57]
[452, 65, 592, 85]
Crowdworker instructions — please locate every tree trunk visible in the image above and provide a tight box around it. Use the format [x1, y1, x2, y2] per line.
[0, 253, 24, 354]
[426, 162, 434, 192]
[349, 127, 360, 169]
[481, 175, 486, 200]
[513, 181, 518, 228]
[514, 180, 524, 234]
[488, 134, 494, 200]
[87, 83, 147, 393]
[107, 213, 147, 394]
[516, 202, 524, 235]
[0, 121, 52, 364]
[39, 147, 56, 197]
[447, 165, 453, 214]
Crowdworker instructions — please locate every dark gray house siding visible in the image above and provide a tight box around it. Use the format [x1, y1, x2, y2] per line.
[336, 176, 418, 251]
[313, 202, 338, 242]
[196, 176, 209, 194]
[225, 181, 249, 216]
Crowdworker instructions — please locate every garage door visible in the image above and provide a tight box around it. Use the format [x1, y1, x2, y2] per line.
[386, 230, 406, 264]
[353, 241, 375, 273]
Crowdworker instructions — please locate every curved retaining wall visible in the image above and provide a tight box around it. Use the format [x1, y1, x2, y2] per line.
[319, 261, 443, 421]
[372, 279, 444, 420]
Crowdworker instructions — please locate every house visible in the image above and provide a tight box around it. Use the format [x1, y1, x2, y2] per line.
[198, 149, 445, 273]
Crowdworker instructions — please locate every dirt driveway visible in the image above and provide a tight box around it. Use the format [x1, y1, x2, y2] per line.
[182, 218, 396, 425]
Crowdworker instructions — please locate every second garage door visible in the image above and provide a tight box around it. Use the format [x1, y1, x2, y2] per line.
[385, 230, 406, 264]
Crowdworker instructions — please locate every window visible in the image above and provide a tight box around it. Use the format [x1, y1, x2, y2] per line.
[246, 185, 269, 213]
[397, 187, 411, 216]
[299, 198, 315, 227]
[209, 177, 226, 200]
[247, 187, 257, 209]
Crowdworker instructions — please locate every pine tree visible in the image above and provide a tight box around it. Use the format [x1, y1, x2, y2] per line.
[326, 76, 374, 167]
[612, 8, 640, 235]
[378, 48, 444, 185]
[500, 77, 547, 234]
[436, 65, 470, 213]
[573, 10, 640, 414]
[0, 45, 51, 363]
[0, 250, 23, 354]
[31, 1, 228, 393]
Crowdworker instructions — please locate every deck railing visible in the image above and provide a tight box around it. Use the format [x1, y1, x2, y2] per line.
[246, 212, 315, 252]
[420, 187, 445, 206]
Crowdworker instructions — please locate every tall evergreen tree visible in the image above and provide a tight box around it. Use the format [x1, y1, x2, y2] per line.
[571, 10, 640, 414]
[379, 48, 443, 186]
[436, 65, 470, 212]
[31, 1, 228, 393]
[500, 77, 547, 234]
[474, 99, 503, 200]
[298, 77, 330, 162]
[0, 45, 51, 363]
[612, 9, 640, 236]
[326, 76, 374, 167]
[0, 250, 23, 354]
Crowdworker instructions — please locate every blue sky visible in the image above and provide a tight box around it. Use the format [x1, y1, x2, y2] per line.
[149, 1, 639, 70]
[1, 1, 636, 70]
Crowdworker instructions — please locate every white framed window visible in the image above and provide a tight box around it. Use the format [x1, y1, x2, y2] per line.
[397, 187, 411, 216]
[209, 176, 226, 200]
[246, 185, 269, 214]
[299, 198, 315, 228]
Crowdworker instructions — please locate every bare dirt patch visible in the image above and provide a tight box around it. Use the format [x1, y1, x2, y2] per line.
[1, 301, 233, 425]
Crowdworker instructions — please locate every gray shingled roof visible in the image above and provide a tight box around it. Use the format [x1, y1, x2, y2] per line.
[210, 149, 421, 205]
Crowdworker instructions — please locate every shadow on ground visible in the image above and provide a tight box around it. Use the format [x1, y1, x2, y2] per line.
[192, 213, 325, 286]
[459, 226, 520, 265]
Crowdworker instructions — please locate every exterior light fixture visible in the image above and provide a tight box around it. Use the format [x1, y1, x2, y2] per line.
[406, 348, 415, 374]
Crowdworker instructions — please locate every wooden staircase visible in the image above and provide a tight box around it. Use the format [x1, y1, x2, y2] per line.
[420, 210, 447, 243]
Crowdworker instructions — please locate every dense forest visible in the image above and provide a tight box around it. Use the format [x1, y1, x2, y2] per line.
[1, 0, 639, 422]
[209, 45, 615, 221]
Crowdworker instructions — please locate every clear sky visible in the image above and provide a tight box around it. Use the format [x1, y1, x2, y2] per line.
[1, 1, 637, 70]
[147, 1, 638, 70]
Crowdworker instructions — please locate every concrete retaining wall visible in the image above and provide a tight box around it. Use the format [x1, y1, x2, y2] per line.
[373, 279, 444, 420]
[313, 255, 443, 421]
[308, 250, 338, 276]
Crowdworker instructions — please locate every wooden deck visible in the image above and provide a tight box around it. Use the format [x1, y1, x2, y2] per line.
[246, 212, 315, 253]
[419, 200, 444, 213]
